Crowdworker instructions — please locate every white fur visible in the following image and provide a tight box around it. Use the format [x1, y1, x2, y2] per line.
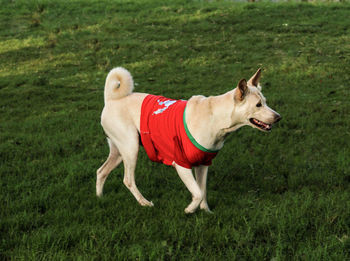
[104, 67, 134, 103]
[96, 67, 281, 213]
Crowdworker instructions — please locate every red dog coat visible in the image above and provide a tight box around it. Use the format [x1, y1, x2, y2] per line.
[140, 94, 218, 169]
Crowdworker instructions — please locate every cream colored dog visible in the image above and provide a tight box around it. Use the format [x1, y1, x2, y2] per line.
[96, 67, 281, 213]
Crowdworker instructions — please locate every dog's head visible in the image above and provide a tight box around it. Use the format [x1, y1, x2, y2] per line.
[233, 69, 281, 132]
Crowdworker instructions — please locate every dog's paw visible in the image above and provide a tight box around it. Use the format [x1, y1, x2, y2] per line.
[200, 202, 213, 213]
[96, 189, 103, 197]
[202, 208, 213, 214]
[184, 207, 196, 214]
[138, 198, 154, 207]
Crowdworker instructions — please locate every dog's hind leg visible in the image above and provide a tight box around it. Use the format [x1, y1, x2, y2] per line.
[194, 165, 212, 213]
[175, 163, 203, 214]
[96, 138, 122, 197]
[112, 132, 154, 207]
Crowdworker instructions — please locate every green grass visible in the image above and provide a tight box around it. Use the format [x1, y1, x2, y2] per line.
[1, 0, 350, 259]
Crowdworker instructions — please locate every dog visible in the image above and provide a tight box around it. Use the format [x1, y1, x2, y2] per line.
[96, 67, 281, 213]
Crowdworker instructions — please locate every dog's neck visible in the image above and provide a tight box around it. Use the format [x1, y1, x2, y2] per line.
[186, 90, 245, 151]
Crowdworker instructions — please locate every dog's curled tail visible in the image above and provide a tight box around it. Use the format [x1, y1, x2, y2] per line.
[104, 67, 134, 103]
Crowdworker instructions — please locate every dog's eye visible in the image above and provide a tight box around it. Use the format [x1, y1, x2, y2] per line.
[256, 102, 262, 107]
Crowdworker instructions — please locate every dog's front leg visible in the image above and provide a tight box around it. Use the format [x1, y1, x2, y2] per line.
[194, 165, 212, 213]
[174, 163, 203, 214]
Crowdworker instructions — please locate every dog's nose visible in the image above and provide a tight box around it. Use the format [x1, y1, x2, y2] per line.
[274, 114, 282, 123]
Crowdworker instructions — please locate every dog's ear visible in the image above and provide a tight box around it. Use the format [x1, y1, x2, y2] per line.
[235, 78, 248, 101]
[248, 68, 262, 89]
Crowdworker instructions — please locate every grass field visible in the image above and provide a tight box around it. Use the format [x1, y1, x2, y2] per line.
[1, 0, 350, 259]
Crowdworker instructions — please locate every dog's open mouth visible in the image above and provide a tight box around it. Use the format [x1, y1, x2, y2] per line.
[249, 118, 272, 131]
